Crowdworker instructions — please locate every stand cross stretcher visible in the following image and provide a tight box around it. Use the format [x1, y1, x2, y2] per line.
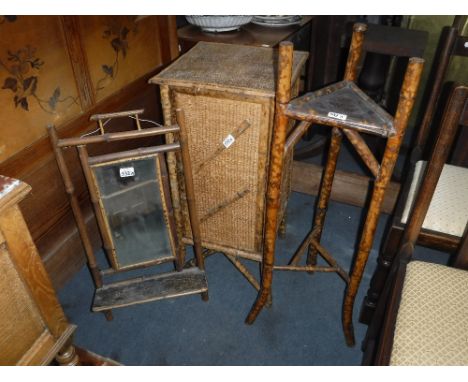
[245, 23, 424, 346]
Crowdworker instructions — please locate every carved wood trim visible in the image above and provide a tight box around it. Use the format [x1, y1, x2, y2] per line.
[156, 15, 180, 64]
[156, 16, 171, 65]
[60, 16, 96, 110]
[167, 16, 180, 60]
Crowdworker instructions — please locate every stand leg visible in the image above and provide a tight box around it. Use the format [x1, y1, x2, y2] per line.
[245, 42, 294, 324]
[48, 126, 109, 318]
[307, 128, 343, 271]
[342, 167, 395, 346]
[303, 23, 366, 271]
[104, 310, 113, 321]
[342, 58, 424, 346]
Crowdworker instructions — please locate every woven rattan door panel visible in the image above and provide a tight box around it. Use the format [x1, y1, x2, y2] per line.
[175, 92, 271, 253]
[150, 42, 308, 258]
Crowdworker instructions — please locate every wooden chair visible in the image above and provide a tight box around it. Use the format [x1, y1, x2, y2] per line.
[244, 23, 425, 347]
[360, 16, 468, 324]
[362, 84, 468, 365]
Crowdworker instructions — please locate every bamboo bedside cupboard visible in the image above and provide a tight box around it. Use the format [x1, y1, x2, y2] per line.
[149, 42, 308, 263]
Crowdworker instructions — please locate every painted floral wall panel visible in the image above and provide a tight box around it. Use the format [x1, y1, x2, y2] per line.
[79, 16, 163, 102]
[0, 16, 82, 163]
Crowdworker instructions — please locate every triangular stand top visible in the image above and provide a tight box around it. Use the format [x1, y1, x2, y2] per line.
[286, 80, 395, 137]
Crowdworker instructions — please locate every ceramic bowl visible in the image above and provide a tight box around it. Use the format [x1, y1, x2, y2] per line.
[185, 16, 253, 32]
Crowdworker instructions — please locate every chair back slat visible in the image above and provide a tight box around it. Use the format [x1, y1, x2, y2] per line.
[363, 23, 428, 58]
[453, 224, 468, 270]
[460, 99, 468, 127]
[413, 26, 462, 153]
[453, 35, 468, 57]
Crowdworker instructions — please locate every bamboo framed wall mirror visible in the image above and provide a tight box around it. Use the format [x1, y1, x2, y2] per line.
[49, 109, 208, 320]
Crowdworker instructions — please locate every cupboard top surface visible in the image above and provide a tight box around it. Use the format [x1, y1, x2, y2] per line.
[0, 176, 21, 200]
[150, 42, 308, 96]
[0, 175, 30, 212]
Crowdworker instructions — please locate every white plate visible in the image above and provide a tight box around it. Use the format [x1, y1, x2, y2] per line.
[185, 16, 253, 32]
[254, 15, 293, 20]
[252, 16, 302, 27]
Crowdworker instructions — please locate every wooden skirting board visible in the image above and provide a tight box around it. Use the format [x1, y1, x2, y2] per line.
[291, 161, 400, 215]
[39, 202, 101, 290]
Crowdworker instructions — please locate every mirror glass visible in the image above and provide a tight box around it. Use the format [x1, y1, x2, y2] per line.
[91, 156, 174, 268]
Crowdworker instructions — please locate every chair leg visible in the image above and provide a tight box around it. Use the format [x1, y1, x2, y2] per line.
[359, 224, 403, 324]
[307, 128, 343, 270]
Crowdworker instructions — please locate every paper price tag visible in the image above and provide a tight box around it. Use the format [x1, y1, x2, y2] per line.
[223, 134, 235, 148]
[327, 112, 348, 121]
[119, 167, 135, 178]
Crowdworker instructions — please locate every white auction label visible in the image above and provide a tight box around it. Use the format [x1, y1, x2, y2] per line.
[119, 167, 135, 177]
[223, 134, 235, 148]
[327, 112, 348, 121]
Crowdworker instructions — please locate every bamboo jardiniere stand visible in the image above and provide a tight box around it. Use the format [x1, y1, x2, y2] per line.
[245, 24, 424, 347]
[49, 109, 208, 319]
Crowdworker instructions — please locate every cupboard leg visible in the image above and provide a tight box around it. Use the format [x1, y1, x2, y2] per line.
[55, 339, 80, 366]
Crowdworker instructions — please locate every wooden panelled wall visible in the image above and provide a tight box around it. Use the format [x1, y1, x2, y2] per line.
[0, 16, 179, 289]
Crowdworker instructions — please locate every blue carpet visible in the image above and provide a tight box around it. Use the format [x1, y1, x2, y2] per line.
[58, 191, 391, 365]
[58, 138, 450, 365]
